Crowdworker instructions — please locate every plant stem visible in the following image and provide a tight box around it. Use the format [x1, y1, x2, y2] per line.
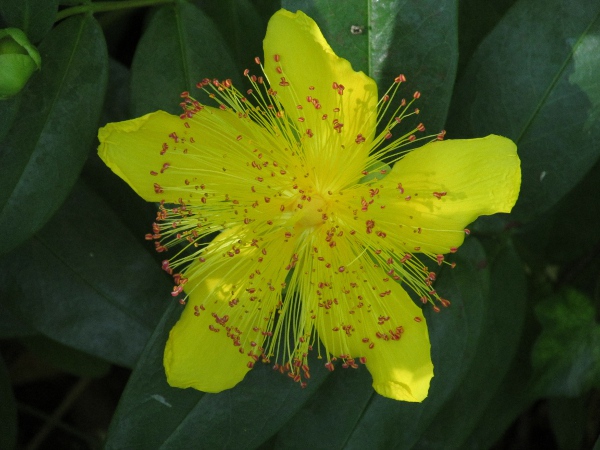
[56, 0, 175, 22]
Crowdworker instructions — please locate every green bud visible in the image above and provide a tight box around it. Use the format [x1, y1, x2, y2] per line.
[0, 28, 41, 99]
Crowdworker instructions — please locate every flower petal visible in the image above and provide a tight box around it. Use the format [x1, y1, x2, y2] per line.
[378, 135, 520, 254]
[164, 227, 298, 392]
[263, 10, 378, 188]
[313, 248, 433, 402]
[98, 111, 185, 202]
[98, 107, 296, 204]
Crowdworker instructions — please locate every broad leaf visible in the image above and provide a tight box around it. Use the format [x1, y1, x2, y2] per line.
[532, 289, 600, 397]
[415, 240, 527, 448]
[0, 0, 58, 43]
[448, 0, 600, 221]
[282, 0, 459, 132]
[0, 181, 170, 368]
[131, 2, 241, 116]
[0, 354, 17, 450]
[0, 14, 108, 255]
[105, 301, 330, 449]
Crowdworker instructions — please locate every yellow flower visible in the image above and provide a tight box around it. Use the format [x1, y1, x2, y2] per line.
[98, 9, 520, 402]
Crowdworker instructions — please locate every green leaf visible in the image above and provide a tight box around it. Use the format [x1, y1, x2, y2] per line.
[20, 335, 111, 378]
[0, 14, 108, 255]
[518, 157, 600, 264]
[131, 2, 241, 116]
[0, 353, 17, 450]
[448, 0, 600, 221]
[0, 0, 58, 43]
[0, 94, 21, 141]
[274, 238, 489, 448]
[532, 289, 600, 397]
[195, 0, 265, 71]
[464, 323, 537, 449]
[548, 396, 588, 450]
[105, 301, 330, 449]
[456, 0, 516, 76]
[281, 0, 459, 132]
[415, 240, 527, 448]
[0, 181, 170, 368]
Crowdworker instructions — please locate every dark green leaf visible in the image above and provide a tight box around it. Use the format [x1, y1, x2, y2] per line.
[448, 0, 600, 221]
[415, 240, 527, 448]
[456, 0, 516, 76]
[0, 282, 36, 338]
[0, 353, 17, 450]
[0, 14, 108, 255]
[105, 301, 330, 449]
[275, 238, 489, 449]
[0, 0, 58, 43]
[0, 94, 21, 142]
[195, 0, 265, 71]
[548, 396, 587, 450]
[518, 157, 600, 264]
[131, 2, 241, 116]
[0, 181, 170, 368]
[532, 289, 600, 397]
[20, 335, 111, 378]
[282, 0, 458, 132]
[465, 322, 537, 449]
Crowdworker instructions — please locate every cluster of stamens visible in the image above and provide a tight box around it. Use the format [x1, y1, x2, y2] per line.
[143, 54, 462, 387]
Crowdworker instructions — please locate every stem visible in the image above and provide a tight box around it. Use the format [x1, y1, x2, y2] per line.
[56, 0, 175, 22]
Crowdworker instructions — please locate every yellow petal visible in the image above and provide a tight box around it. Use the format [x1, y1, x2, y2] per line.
[98, 111, 184, 202]
[263, 10, 378, 189]
[378, 135, 521, 254]
[315, 254, 433, 402]
[99, 106, 298, 205]
[164, 226, 298, 392]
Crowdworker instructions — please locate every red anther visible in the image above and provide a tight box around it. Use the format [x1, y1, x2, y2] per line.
[332, 81, 339, 89]
[369, 342, 375, 349]
[405, 195, 411, 201]
[408, 134, 416, 141]
[450, 247, 458, 253]
[338, 266, 345, 272]
[153, 183, 163, 193]
[417, 123, 425, 132]
[433, 191, 447, 199]
[440, 298, 451, 307]
[276, 66, 282, 73]
[464, 228, 471, 235]
[243, 68, 249, 76]
[385, 131, 392, 139]
[273, 54, 280, 62]
[420, 296, 428, 304]
[298, 117, 305, 122]
[150, 170, 158, 176]
[450, 262, 457, 269]
[254, 56, 261, 64]
[337, 85, 345, 95]
[382, 94, 390, 102]
[306, 129, 314, 137]
[394, 74, 406, 83]
[279, 77, 289, 87]
[437, 130, 447, 140]
[413, 91, 421, 99]
[433, 306, 441, 313]
[436, 254, 444, 265]
[414, 316, 422, 322]
[247, 361, 254, 368]
[355, 133, 366, 144]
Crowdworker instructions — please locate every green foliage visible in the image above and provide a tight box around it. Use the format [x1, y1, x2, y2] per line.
[0, 0, 599, 448]
[533, 289, 600, 397]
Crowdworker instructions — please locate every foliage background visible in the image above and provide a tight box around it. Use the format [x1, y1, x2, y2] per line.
[1, 0, 599, 448]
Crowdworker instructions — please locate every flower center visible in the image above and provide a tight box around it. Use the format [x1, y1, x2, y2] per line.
[296, 194, 328, 229]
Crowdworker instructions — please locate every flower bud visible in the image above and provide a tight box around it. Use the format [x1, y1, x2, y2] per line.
[0, 28, 41, 99]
